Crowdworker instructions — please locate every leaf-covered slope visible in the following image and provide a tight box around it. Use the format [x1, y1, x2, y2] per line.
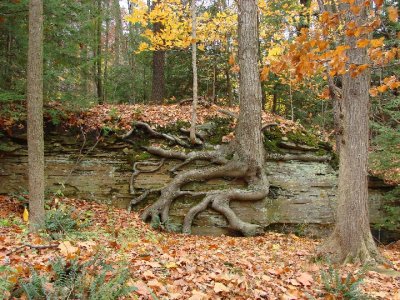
[0, 196, 399, 299]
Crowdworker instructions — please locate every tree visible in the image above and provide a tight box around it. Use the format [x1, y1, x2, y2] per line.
[189, 0, 198, 143]
[95, 0, 104, 104]
[27, 0, 45, 232]
[132, 0, 269, 236]
[151, 0, 166, 103]
[318, 0, 384, 264]
[112, 0, 124, 66]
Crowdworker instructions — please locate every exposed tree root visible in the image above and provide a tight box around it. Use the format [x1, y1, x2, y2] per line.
[136, 146, 269, 236]
[179, 96, 211, 107]
[317, 229, 387, 265]
[122, 121, 191, 147]
[183, 188, 267, 236]
[144, 146, 228, 172]
[129, 159, 165, 195]
[127, 158, 166, 212]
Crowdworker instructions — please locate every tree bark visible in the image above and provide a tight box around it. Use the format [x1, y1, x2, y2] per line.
[3, 31, 13, 90]
[104, 0, 110, 103]
[95, 0, 104, 104]
[127, 0, 136, 102]
[27, 0, 45, 232]
[319, 0, 383, 264]
[235, 0, 265, 174]
[151, 0, 165, 104]
[112, 0, 123, 65]
[190, 0, 198, 143]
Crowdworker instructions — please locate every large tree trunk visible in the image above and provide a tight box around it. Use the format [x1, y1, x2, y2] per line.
[95, 0, 104, 104]
[151, 0, 165, 104]
[112, 0, 124, 66]
[127, 0, 136, 103]
[235, 0, 265, 174]
[3, 31, 13, 90]
[189, 0, 198, 143]
[103, 0, 110, 103]
[27, 0, 45, 232]
[319, 0, 383, 264]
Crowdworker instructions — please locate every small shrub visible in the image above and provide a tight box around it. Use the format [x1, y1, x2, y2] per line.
[374, 186, 400, 231]
[45, 206, 91, 239]
[320, 266, 369, 299]
[0, 266, 17, 299]
[18, 257, 137, 300]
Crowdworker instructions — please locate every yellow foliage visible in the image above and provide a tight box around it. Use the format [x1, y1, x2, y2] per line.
[268, 46, 284, 60]
[126, 0, 237, 52]
[23, 207, 29, 222]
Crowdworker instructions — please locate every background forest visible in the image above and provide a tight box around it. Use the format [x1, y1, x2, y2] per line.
[0, 0, 399, 298]
[1, 0, 398, 207]
[0, 0, 398, 177]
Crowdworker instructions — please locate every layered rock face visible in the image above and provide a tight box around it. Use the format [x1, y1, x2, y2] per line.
[0, 131, 390, 237]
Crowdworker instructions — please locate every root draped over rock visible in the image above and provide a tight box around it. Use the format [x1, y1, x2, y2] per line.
[130, 144, 269, 236]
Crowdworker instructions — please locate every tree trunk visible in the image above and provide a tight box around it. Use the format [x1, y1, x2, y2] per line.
[112, 0, 123, 65]
[3, 31, 13, 90]
[104, 0, 110, 103]
[257, 13, 267, 110]
[319, 0, 383, 264]
[212, 56, 217, 103]
[272, 84, 278, 114]
[190, 0, 198, 143]
[127, 0, 136, 102]
[27, 0, 45, 232]
[151, 0, 165, 104]
[95, 0, 104, 104]
[235, 0, 265, 173]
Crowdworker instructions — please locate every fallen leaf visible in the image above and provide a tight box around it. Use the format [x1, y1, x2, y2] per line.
[296, 272, 313, 286]
[189, 290, 209, 300]
[58, 241, 78, 256]
[214, 282, 229, 293]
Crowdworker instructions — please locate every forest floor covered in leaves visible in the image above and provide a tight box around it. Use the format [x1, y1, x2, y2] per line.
[1, 196, 399, 300]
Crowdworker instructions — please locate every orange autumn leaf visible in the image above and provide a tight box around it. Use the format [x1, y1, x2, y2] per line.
[350, 5, 361, 15]
[370, 37, 384, 48]
[373, 0, 383, 8]
[357, 39, 370, 48]
[357, 64, 369, 72]
[388, 81, 400, 89]
[260, 66, 270, 81]
[369, 87, 379, 97]
[320, 11, 330, 23]
[377, 85, 388, 93]
[228, 54, 235, 66]
[317, 40, 329, 51]
[383, 75, 396, 84]
[388, 7, 398, 22]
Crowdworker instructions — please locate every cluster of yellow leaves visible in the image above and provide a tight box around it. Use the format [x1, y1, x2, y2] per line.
[126, 0, 236, 52]
[127, 0, 191, 51]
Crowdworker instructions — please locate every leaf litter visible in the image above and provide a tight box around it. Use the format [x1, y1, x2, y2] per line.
[0, 195, 399, 299]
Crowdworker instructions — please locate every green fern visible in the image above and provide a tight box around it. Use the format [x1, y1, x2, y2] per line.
[18, 257, 137, 300]
[320, 266, 370, 300]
